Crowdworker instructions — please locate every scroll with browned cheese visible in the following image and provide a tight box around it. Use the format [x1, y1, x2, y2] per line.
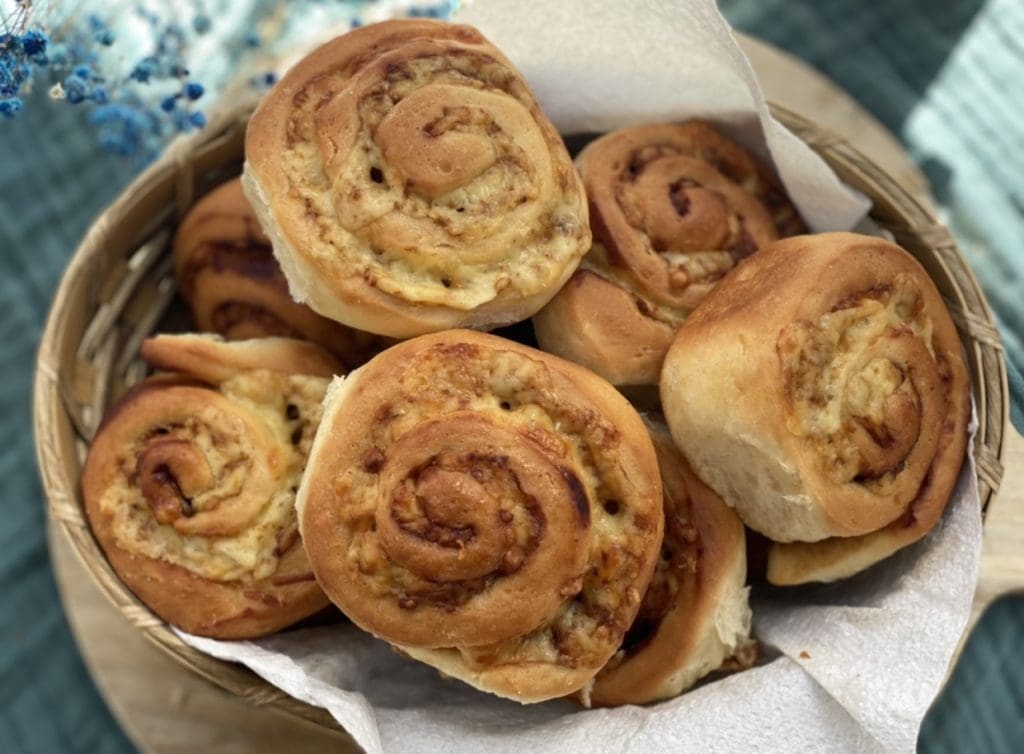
[534, 122, 804, 386]
[586, 419, 753, 707]
[243, 19, 591, 338]
[297, 330, 663, 702]
[173, 178, 387, 370]
[660, 232, 971, 585]
[81, 335, 341, 638]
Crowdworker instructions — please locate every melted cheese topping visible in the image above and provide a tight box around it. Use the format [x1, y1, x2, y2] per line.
[100, 372, 327, 582]
[781, 277, 935, 483]
[280, 49, 587, 310]
[333, 343, 656, 675]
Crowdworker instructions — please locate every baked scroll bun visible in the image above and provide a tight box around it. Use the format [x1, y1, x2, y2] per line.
[244, 20, 590, 338]
[297, 330, 663, 702]
[173, 179, 387, 370]
[534, 121, 803, 386]
[660, 233, 971, 584]
[81, 335, 340, 638]
[586, 420, 753, 707]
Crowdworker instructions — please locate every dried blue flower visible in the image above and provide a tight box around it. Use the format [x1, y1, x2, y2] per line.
[20, 30, 47, 58]
[83, 14, 113, 46]
[156, 25, 186, 56]
[0, 0, 458, 164]
[48, 43, 68, 67]
[0, 62, 17, 97]
[192, 15, 212, 35]
[0, 96, 23, 117]
[130, 57, 158, 83]
[63, 74, 89, 104]
[90, 101, 163, 162]
[0, 58, 29, 96]
[249, 70, 277, 89]
[170, 106, 196, 132]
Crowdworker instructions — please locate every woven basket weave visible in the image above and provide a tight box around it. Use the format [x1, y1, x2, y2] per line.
[33, 103, 1008, 734]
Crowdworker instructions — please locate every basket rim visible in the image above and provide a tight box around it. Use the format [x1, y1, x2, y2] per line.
[32, 102, 1010, 740]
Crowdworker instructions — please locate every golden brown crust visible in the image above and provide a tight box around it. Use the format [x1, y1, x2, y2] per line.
[81, 339, 335, 638]
[587, 421, 751, 706]
[141, 333, 342, 382]
[660, 232, 971, 583]
[244, 20, 590, 338]
[90, 491, 326, 639]
[173, 179, 387, 369]
[534, 121, 803, 386]
[534, 270, 677, 386]
[298, 330, 663, 701]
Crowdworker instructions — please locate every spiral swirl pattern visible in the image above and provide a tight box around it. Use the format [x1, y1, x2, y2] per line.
[244, 20, 590, 337]
[766, 275, 967, 584]
[82, 336, 337, 637]
[778, 279, 944, 529]
[535, 121, 803, 386]
[298, 330, 663, 701]
[661, 233, 970, 583]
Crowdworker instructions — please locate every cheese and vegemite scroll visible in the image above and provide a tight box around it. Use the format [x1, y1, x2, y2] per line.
[660, 232, 970, 584]
[244, 20, 590, 338]
[173, 178, 387, 369]
[534, 121, 803, 386]
[297, 330, 663, 702]
[82, 335, 340, 637]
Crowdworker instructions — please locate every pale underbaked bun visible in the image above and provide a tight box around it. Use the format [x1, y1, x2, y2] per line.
[534, 121, 803, 386]
[297, 330, 663, 702]
[82, 335, 341, 638]
[660, 232, 971, 584]
[173, 178, 387, 370]
[585, 419, 753, 707]
[244, 19, 590, 338]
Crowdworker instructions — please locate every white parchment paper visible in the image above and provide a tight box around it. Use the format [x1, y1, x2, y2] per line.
[178, 1, 982, 751]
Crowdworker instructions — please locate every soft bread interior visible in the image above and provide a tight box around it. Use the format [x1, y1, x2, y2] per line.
[241, 164, 331, 319]
[661, 353, 833, 543]
[294, 370, 357, 538]
[659, 542, 752, 698]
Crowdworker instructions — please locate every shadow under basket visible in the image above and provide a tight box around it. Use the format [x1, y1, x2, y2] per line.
[33, 103, 1009, 735]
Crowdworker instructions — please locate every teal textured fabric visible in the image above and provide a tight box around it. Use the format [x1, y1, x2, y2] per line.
[1, 87, 137, 754]
[920, 597, 1024, 753]
[1, 2, 1020, 752]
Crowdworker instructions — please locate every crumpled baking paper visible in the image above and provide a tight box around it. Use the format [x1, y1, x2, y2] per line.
[177, 1, 982, 751]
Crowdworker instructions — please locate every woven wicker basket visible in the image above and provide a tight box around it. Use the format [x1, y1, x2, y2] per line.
[33, 102, 1008, 734]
